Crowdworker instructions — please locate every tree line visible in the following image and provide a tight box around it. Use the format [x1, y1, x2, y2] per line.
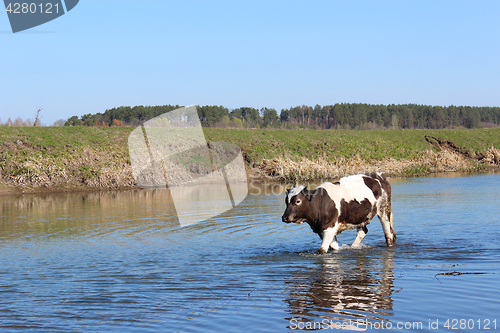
[61, 103, 500, 130]
[0, 116, 46, 127]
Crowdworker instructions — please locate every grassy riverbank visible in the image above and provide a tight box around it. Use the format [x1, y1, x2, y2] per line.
[0, 127, 134, 193]
[204, 127, 500, 180]
[1, 126, 499, 193]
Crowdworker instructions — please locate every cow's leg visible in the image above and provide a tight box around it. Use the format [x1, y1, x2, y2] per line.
[318, 224, 339, 254]
[389, 212, 396, 242]
[378, 210, 395, 247]
[351, 226, 368, 247]
[330, 236, 340, 251]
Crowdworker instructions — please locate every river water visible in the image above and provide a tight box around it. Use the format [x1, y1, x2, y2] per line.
[0, 172, 499, 332]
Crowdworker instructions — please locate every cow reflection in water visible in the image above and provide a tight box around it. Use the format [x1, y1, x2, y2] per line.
[286, 249, 395, 324]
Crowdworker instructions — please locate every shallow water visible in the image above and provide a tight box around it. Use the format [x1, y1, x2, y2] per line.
[0, 172, 499, 332]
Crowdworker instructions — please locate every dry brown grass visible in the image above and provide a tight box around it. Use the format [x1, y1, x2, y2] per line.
[6, 148, 135, 190]
[483, 146, 500, 165]
[254, 148, 486, 181]
[6, 146, 498, 191]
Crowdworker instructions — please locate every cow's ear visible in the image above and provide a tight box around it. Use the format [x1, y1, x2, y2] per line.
[300, 187, 308, 197]
[301, 187, 313, 201]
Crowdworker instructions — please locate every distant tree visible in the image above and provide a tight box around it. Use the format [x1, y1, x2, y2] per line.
[230, 108, 242, 120]
[33, 108, 42, 126]
[112, 119, 125, 127]
[241, 107, 261, 122]
[65, 116, 77, 126]
[313, 104, 323, 127]
[300, 105, 306, 125]
[83, 118, 95, 126]
[96, 120, 109, 127]
[52, 119, 66, 126]
[81, 113, 95, 126]
[218, 115, 231, 127]
[448, 105, 459, 127]
[64, 116, 83, 126]
[462, 107, 481, 128]
[432, 106, 447, 129]
[280, 108, 290, 123]
[197, 105, 229, 127]
[231, 107, 261, 128]
[231, 117, 244, 128]
[13, 117, 23, 126]
[59, 102, 500, 130]
[261, 107, 279, 127]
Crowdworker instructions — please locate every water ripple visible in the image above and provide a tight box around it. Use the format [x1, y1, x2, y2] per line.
[1, 173, 500, 332]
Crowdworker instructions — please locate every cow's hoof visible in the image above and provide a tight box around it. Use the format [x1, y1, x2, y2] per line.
[385, 236, 395, 247]
[316, 248, 327, 254]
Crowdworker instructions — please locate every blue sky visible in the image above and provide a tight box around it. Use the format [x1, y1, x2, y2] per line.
[1, 0, 499, 125]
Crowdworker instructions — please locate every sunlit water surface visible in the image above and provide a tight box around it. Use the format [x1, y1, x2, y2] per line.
[1, 172, 499, 332]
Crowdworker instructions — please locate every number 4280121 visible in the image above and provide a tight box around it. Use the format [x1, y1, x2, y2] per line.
[444, 319, 496, 330]
[5, 2, 60, 14]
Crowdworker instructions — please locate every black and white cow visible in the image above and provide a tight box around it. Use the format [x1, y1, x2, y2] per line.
[282, 172, 395, 254]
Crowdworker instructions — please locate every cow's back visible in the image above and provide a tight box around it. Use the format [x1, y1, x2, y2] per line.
[318, 174, 378, 209]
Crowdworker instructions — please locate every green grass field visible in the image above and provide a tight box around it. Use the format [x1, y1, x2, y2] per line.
[0, 126, 130, 176]
[203, 127, 500, 162]
[0, 126, 130, 156]
[1, 126, 499, 191]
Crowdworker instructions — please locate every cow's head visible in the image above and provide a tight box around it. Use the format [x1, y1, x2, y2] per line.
[282, 185, 311, 224]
